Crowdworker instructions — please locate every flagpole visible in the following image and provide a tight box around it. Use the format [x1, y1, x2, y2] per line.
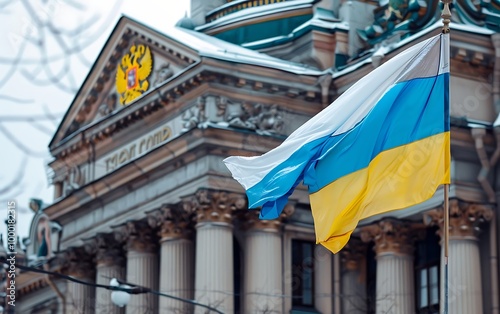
[441, 0, 451, 313]
[443, 185, 449, 314]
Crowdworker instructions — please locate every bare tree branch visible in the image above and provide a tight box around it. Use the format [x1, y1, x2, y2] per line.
[0, 124, 50, 157]
[42, 103, 63, 127]
[0, 157, 27, 197]
[0, 0, 123, 65]
[30, 120, 57, 135]
[0, 0, 125, 206]
[0, 31, 29, 88]
[0, 95, 34, 104]
[0, 112, 64, 122]
[0, 158, 26, 195]
[0, 0, 15, 11]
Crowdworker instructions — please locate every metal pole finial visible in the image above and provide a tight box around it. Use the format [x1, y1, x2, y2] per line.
[441, 0, 452, 33]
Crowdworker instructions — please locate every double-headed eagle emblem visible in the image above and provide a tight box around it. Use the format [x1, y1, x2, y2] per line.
[116, 44, 153, 105]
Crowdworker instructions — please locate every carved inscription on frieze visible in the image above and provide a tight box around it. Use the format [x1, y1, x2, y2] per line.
[104, 125, 172, 172]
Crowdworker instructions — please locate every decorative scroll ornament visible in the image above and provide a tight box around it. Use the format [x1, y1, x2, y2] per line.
[341, 238, 365, 271]
[241, 202, 294, 231]
[183, 189, 247, 224]
[116, 44, 153, 105]
[113, 220, 158, 253]
[60, 246, 95, 279]
[86, 233, 125, 266]
[361, 219, 415, 255]
[147, 204, 193, 241]
[424, 199, 493, 239]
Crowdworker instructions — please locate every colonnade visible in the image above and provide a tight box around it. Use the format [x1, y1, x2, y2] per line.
[61, 194, 493, 314]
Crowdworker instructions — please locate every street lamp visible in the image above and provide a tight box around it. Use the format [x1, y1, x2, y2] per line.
[108, 278, 224, 314]
[109, 278, 131, 307]
[0, 260, 225, 314]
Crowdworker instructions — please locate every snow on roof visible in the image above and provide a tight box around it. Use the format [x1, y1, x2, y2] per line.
[197, 0, 316, 32]
[241, 18, 348, 49]
[333, 20, 494, 79]
[293, 14, 349, 32]
[482, 7, 500, 20]
[451, 21, 496, 35]
[242, 8, 347, 49]
[160, 25, 324, 75]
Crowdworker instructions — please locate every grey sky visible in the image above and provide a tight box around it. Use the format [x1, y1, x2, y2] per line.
[0, 0, 190, 241]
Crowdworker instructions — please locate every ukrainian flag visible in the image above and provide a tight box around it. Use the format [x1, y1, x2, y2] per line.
[224, 33, 450, 253]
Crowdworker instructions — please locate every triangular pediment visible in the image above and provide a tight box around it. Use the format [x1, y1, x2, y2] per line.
[50, 15, 325, 154]
[49, 16, 202, 151]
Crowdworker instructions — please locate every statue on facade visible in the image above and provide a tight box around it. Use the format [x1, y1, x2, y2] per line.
[36, 216, 52, 259]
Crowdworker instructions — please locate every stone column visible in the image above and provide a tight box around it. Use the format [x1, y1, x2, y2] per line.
[116, 220, 159, 314]
[242, 206, 292, 313]
[63, 246, 96, 314]
[91, 233, 126, 314]
[361, 219, 416, 314]
[149, 204, 194, 313]
[425, 200, 493, 314]
[188, 189, 245, 314]
[341, 239, 367, 314]
[315, 244, 333, 314]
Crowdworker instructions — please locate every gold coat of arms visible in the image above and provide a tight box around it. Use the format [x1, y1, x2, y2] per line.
[116, 44, 153, 105]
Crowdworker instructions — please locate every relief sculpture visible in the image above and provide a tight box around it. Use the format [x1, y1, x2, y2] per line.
[153, 62, 174, 86]
[182, 96, 207, 131]
[218, 98, 284, 135]
[182, 95, 285, 135]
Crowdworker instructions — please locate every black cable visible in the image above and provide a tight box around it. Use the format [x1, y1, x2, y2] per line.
[2, 259, 223, 314]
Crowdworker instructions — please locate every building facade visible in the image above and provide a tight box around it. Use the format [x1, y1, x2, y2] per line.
[11, 0, 500, 313]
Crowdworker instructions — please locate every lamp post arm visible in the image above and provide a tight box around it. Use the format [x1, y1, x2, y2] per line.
[2, 260, 224, 314]
[112, 278, 224, 314]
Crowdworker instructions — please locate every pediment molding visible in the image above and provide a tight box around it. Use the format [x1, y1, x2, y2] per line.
[50, 18, 326, 159]
[50, 66, 323, 160]
[47, 79, 320, 200]
[50, 17, 201, 153]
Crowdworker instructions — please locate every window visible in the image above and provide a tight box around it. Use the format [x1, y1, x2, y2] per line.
[291, 240, 315, 308]
[415, 227, 440, 314]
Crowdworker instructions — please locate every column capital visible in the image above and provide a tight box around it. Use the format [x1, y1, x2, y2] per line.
[85, 233, 125, 267]
[424, 199, 493, 239]
[341, 238, 365, 271]
[183, 188, 247, 225]
[148, 203, 193, 241]
[113, 220, 158, 253]
[360, 219, 417, 256]
[60, 246, 95, 279]
[241, 202, 295, 232]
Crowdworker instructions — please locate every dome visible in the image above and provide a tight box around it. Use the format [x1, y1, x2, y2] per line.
[175, 14, 196, 30]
